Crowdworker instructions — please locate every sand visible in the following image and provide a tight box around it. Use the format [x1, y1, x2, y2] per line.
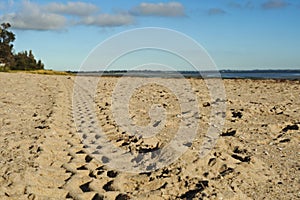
[0, 72, 299, 199]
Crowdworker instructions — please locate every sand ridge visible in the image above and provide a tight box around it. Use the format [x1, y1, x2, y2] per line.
[0, 73, 299, 199]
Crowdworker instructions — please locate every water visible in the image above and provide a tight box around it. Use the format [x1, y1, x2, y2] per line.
[219, 70, 300, 80]
[75, 70, 300, 80]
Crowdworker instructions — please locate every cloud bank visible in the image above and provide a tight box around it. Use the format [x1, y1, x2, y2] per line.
[44, 2, 99, 16]
[130, 2, 185, 17]
[79, 14, 134, 27]
[0, 1, 186, 31]
[0, 1, 67, 30]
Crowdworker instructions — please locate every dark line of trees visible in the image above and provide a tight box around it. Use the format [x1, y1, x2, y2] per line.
[0, 22, 44, 71]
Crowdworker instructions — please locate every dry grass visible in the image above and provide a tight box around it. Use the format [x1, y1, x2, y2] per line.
[8, 69, 73, 76]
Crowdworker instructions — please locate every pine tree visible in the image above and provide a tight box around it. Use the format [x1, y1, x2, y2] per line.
[0, 23, 15, 69]
[1, 22, 45, 71]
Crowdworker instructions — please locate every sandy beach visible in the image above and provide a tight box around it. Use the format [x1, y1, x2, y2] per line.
[0, 72, 299, 199]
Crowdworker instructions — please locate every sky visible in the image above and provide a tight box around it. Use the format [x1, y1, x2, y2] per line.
[0, 0, 299, 71]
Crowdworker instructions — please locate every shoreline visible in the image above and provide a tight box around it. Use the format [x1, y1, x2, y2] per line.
[3, 70, 300, 80]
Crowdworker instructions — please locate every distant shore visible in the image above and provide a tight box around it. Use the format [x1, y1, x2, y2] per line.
[70, 69, 300, 80]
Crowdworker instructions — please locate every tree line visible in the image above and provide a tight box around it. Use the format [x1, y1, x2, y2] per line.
[0, 23, 44, 71]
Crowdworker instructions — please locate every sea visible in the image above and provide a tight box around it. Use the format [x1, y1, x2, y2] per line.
[218, 70, 300, 80]
[74, 70, 300, 80]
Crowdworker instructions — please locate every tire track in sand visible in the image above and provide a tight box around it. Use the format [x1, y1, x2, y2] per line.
[22, 76, 73, 199]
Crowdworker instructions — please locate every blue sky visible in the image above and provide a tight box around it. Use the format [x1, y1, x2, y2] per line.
[0, 0, 299, 71]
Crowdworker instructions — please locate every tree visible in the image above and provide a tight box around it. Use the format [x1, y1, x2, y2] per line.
[13, 50, 44, 70]
[0, 23, 15, 68]
[0, 22, 44, 71]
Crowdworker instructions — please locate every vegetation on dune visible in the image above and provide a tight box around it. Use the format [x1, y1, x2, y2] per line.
[0, 22, 44, 72]
[21, 69, 72, 75]
[12, 50, 44, 70]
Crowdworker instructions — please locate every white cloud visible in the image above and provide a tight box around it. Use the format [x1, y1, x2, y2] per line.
[0, 1, 66, 30]
[130, 2, 185, 17]
[0, 1, 133, 30]
[44, 2, 98, 16]
[0, 12, 66, 30]
[0, 1, 186, 31]
[79, 14, 134, 27]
